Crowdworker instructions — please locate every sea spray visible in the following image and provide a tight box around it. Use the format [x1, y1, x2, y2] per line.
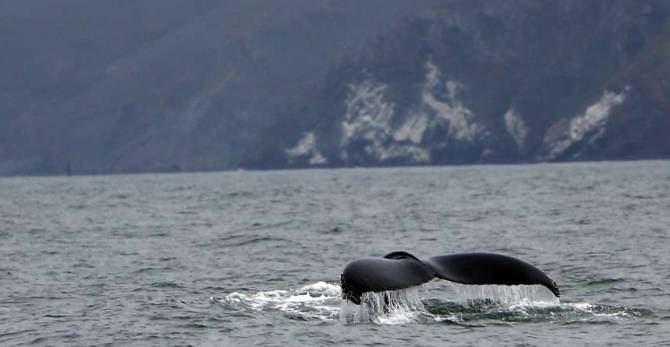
[339, 287, 428, 324]
[446, 283, 560, 306]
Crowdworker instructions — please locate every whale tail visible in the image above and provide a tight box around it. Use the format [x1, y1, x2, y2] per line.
[341, 251, 559, 304]
[423, 253, 560, 297]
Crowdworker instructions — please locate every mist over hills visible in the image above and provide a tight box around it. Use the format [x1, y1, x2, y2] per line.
[1, 0, 669, 175]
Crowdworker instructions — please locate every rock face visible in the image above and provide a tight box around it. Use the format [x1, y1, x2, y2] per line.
[0, 0, 441, 175]
[259, 0, 670, 169]
[1, 0, 669, 175]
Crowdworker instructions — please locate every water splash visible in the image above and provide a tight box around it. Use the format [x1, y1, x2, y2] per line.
[339, 287, 427, 324]
[446, 283, 560, 306]
[215, 282, 649, 326]
[421, 283, 649, 325]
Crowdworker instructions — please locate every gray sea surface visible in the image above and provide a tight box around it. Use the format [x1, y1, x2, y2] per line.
[1, 161, 670, 346]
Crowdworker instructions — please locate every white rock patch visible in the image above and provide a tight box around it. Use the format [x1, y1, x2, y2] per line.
[335, 59, 488, 164]
[545, 89, 627, 160]
[339, 80, 430, 163]
[504, 108, 528, 149]
[341, 80, 394, 149]
[422, 61, 487, 142]
[393, 111, 429, 144]
[285, 131, 327, 165]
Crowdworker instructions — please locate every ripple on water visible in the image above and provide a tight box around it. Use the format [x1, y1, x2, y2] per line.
[209, 234, 290, 248]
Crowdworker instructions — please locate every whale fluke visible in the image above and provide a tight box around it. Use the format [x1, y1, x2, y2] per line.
[341, 251, 559, 304]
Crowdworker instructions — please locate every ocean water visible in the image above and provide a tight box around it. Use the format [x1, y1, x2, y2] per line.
[1, 161, 669, 346]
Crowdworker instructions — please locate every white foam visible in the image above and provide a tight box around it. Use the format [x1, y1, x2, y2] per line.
[300, 281, 342, 296]
[219, 281, 635, 325]
[217, 282, 341, 320]
[565, 302, 632, 319]
[223, 283, 430, 325]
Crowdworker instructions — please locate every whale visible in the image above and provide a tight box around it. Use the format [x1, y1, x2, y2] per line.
[340, 251, 559, 304]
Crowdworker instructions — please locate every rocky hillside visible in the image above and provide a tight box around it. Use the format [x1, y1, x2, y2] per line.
[1, 0, 669, 175]
[254, 0, 670, 169]
[0, 0, 440, 175]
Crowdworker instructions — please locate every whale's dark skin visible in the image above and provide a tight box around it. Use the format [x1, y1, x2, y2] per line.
[341, 251, 560, 304]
